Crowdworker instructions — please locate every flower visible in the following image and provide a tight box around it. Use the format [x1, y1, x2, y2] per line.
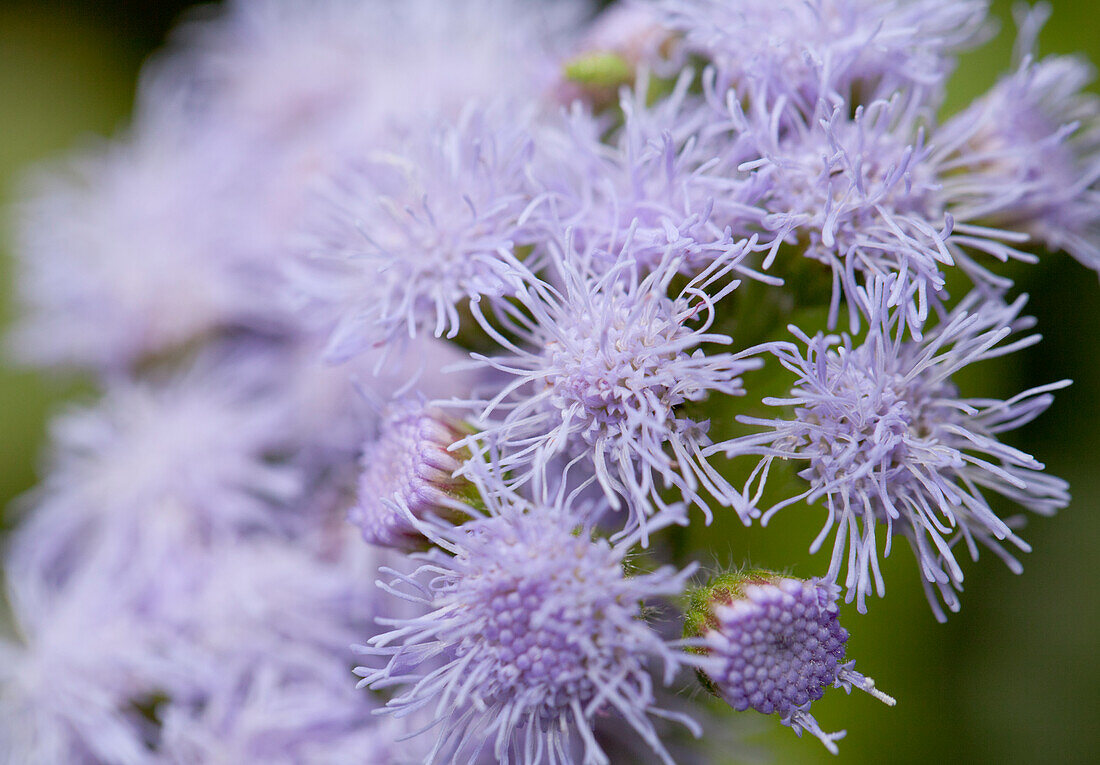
[351, 397, 475, 549]
[936, 46, 1100, 273]
[684, 571, 894, 754]
[5, 108, 277, 372]
[0, 559, 187, 765]
[657, 0, 989, 117]
[356, 503, 698, 764]
[295, 105, 544, 359]
[710, 278, 1070, 619]
[540, 70, 768, 277]
[154, 0, 579, 143]
[735, 94, 958, 331]
[450, 229, 760, 534]
[5, 349, 299, 593]
[157, 661, 418, 765]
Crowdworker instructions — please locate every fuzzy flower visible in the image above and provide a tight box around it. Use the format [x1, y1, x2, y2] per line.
[710, 278, 1070, 619]
[356, 503, 699, 765]
[5, 108, 279, 372]
[154, 0, 580, 144]
[542, 70, 770, 277]
[936, 47, 1100, 273]
[157, 661, 423, 765]
[295, 105, 545, 360]
[147, 533, 418, 764]
[450, 231, 760, 533]
[351, 397, 475, 549]
[0, 562, 188, 765]
[735, 94, 962, 331]
[6, 349, 299, 593]
[658, 0, 989, 117]
[684, 571, 894, 754]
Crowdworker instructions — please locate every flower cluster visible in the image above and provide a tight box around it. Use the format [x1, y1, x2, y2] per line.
[3, 0, 1093, 761]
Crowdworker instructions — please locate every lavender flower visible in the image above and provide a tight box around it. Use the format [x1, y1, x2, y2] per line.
[1, 563, 187, 765]
[936, 45, 1100, 273]
[5, 350, 299, 593]
[155, 0, 579, 143]
[5, 109, 276, 372]
[684, 571, 894, 754]
[351, 397, 475, 549]
[356, 503, 699, 764]
[295, 105, 545, 359]
[735, 94, 958, 331]
[452, 231, 760, 533]
[711, 278, 1070, 619]
[658, 0, 989, 117]
[157, 661, 418, 765]
[542, 70, 770, 277]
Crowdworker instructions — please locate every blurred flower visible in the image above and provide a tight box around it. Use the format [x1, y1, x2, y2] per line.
[658, 0, 989, 116]
[5, 350, 299, 593]
[295, 105, 545, 359]
[937, 48, 1100, 273]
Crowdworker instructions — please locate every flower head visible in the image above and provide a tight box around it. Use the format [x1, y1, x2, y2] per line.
[351, 397, 474, 549]
[356, 502, 698, 764]
[6, 110, 277, 372]
[685, 571, 894, 754]
[712, 278, 1070, 618]
[296, 105, 543, 359]
[452, 230, 760, 533]
[6, 349, 299, 593]
[658, 0, 989, 117]
[542, 71, 767, 277]
[937, 47, 1100, 273]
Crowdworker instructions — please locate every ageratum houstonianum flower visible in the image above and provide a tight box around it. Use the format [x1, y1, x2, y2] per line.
[5, 104, 278, 372]
[450, 229, 761, 533]
[295, 105, 545, 360]
[935, 24, 1100, 274]
[657, 0, 989, 117]
[710, 278, 1070, 619]
[5, 349, 299, 594]
[350, 397, 475, 549]
[684, 571, 894, 755]
[0, 557, 187, 765]
[152, 535, 426, 765]
[157, 0, 580, 143]
[355, 500, 699, 765]
[542, 69, 770, 278]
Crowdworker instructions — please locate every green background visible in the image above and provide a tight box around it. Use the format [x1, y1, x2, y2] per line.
[0, 1, 1096, 762]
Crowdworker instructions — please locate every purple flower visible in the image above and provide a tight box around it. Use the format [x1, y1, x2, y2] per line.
[6, 109, 276, 372]
[157, 661, 419, 765]
[0, 561, 188, 765]
[6, 350, 299, 594]
[936, 42, 1100, 273]
[351, 397, 474, 549]
[295, 105, 545, 359]
[736, 94, 959, 331]
[154, 0, 579, 144]
[450, 230, 760, 534]
[541, 71, 769, 277]
[685, 572, 894, 754]
[711, 278, 1070, 619]
[356, 503, 699, 764]
[658, 0, 989, 117]
[148, 532, 419, 764]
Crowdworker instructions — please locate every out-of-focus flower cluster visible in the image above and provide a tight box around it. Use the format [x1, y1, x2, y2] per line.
[2, 0, 1093, 761]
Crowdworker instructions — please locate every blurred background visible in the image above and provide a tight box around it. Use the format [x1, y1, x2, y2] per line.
[0, 0, 1096, 762]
